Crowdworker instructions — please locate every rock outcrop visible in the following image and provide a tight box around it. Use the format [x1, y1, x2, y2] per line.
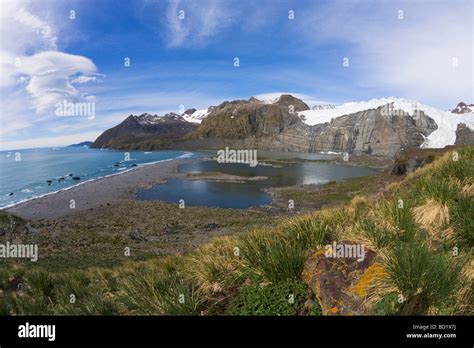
[311, 105, 437, 156]
[455, 123, 474, 146]
[302, 243, 385, 315]
[451, 102, 474, 114]
[190, 98, 312, 152]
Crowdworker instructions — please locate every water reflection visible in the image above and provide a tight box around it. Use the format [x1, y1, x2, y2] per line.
[136, 160, 379, 209]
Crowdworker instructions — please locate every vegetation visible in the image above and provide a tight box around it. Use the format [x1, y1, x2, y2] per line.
[0, 146, 472, 315]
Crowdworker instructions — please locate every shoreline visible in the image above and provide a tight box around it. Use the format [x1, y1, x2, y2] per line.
[5, 158, 194, 221]
[0, 156, 191, 210]
[4, 151, 389, 221]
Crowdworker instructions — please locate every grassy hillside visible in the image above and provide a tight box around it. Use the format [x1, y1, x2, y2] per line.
[0, 146, 472, 315]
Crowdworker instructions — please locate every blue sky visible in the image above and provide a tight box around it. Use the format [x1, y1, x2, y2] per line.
[0, 0, 472, 150]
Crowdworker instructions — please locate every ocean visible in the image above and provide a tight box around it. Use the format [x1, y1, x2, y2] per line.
[0, 147, 198, 208]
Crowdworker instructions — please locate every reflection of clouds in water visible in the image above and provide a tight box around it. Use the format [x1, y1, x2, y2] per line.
[139, 160, 381, 209]
[302, 177, 328, 185]
[188, 180, 209, 193]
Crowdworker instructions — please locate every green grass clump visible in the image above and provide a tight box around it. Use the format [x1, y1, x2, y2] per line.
[116, 268, 202, 315]
[226, 279, 319, 316]
[239, 216, 333, 283]
[450, 196, 474, 247]
[383, 242, 464, 315]
[380, 199, 420, 242]
[411, 177, 461, 205]
[357, 219, 393, 249]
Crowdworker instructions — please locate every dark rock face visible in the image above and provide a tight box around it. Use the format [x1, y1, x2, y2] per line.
[92, 113, 197, 148]
[311, 105, 437, 156]
[391, 150, 436, 176]
[302, 243, 384, 315]
[184, 108, 196, 115]
[452, 102, 474, 114]
[455, 123, 474, 146]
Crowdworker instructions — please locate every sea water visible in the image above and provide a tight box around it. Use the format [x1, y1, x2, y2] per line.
[0, 147, 198, 208]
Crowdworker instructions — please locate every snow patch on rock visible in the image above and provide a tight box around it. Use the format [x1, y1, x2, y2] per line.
[298, 97, 474, 148]
[183, 109, 210, 124]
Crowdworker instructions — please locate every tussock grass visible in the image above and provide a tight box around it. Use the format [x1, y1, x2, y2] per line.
[378, 198, 420, 242]
[451, 196, 474, 247]
[239, 215, 334, 283]
[182, 236, 243, 294]
[116, 267, 202, 315]
[380, 242, 465, 315]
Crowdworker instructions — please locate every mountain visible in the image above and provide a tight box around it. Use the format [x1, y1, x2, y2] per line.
[299, 97, 474, 149]
[188, 96, 311, 152]
[67, 141, 93, 147]
[182, 108, 212, 124]
[92, 113, 197, 148]
[309, 105, 437, 155]
[92, 95, 474, 156]
[451, 102, 474, 114]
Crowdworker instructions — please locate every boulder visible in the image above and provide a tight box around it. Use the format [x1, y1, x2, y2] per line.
[455, 123, 474, 146]
[302, 242, 386, 315]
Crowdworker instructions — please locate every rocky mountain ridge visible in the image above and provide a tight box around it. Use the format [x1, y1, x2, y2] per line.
[92, 112, 197, 148]
[451, 102, 474, 114]
[91, 95, 473, 157]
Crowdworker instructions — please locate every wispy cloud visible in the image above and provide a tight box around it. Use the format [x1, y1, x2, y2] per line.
[296, 1, 473, 106]
[163, 0, 236, 48]
[0, 0, 102, 148]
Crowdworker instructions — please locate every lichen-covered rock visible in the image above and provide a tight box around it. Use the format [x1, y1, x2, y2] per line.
[302, 242, 386, 315]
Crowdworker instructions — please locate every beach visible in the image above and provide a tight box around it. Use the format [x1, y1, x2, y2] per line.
[5, 159, 193, 221]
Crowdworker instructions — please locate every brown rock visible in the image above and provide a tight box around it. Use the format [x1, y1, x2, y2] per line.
[302, 242, 385, 315]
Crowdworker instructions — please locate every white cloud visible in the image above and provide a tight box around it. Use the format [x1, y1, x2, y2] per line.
[164, 0, 235, 47]
[17, 51, 98, 113]
[0, 1, 57, 59]
[0, 0, 102, 146]
[14, 6, 57, 50]
[298, 1, 473, 107]
[71, 75, 97, 84]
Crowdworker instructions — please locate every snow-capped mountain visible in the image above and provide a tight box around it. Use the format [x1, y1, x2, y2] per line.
[93, 94, 473, 154]
[182, 108, 211, 124]
[92, 112, 197, 148]
[298, 97, 474, 149]
[135, 112, 185, 125]
[451, 102, 474, 114]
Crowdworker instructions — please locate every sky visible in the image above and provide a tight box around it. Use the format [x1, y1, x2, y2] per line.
[0, 0, 472, 150]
